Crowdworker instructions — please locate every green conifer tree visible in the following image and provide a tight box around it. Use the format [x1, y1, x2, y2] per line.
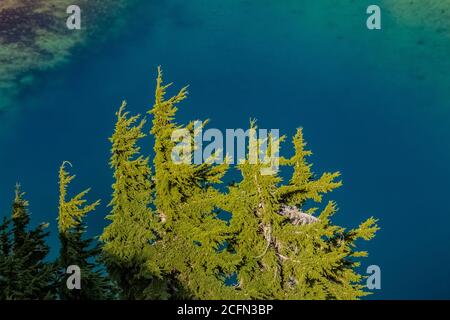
[57, 162, 116, 300]
[0, 216, 11, 258]
[223, 128, 378, 299]
[139, 68, 377, 299]
[147, 67, 238, 299]
[2, 69, 379, 301]
[100, 102, 163, 299]
[0, 185, 55, 299]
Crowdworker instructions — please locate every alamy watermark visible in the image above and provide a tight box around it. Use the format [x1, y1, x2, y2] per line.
[66, 265, 81, 290]
[367, 5, 382, 30]
[65, 4, 382, 31]
[66, 5, 81, 30]
[64, 263, 381, 291]
[366, 264, 381, 290]
[171, 121, 280, 175]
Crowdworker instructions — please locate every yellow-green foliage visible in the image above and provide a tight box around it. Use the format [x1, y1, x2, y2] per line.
[222, 128, 378, 299]
[57, 162, 117, 300]
[58, 161, 100, 234]
[147, 67, 237, 299]
[101, 102, 154, 263]
[12, 184, 30, 222]
[100, 102, 159, 299]
[99, 68, 378, 300]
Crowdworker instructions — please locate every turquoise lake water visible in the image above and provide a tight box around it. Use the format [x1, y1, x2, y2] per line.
[1, 0, 450, 298]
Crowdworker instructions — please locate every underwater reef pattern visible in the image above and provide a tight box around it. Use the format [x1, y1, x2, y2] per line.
[0, 0, 135, 109]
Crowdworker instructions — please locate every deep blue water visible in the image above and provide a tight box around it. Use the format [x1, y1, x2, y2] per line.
[1, 0, 450, 299]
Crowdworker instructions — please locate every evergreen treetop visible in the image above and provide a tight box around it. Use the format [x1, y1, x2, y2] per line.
[223, 127, 378, 299]
[100, 101, 160, 299]
[0, 68, 379, 301]
[0, 185, 54, 300]
[146, 67, 238, 299]
[57, 162, 114, 300]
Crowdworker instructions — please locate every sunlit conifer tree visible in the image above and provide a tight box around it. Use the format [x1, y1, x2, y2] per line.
[57, 162, 115, 299]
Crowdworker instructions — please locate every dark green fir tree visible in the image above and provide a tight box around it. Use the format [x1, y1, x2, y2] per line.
[0, 184, 55, 300]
